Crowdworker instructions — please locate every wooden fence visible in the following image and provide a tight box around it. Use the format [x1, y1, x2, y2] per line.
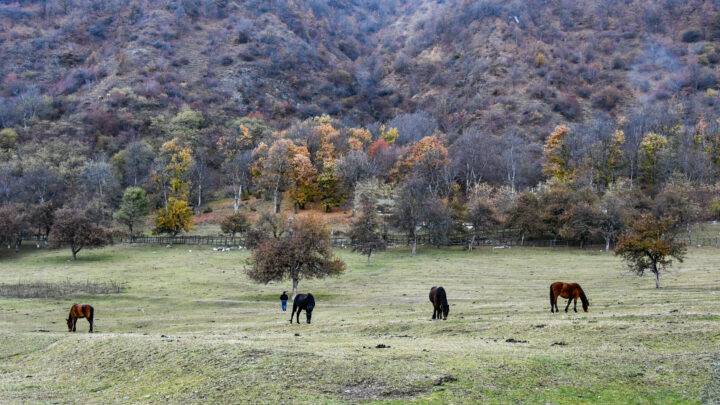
[23, 233, 720, 249]
[118, 234, 609, 249]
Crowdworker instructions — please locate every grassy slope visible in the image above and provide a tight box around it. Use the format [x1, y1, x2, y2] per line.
[0, 245, 718, 403]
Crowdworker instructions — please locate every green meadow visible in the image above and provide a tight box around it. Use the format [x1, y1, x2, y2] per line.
[0, 245, 718, 403]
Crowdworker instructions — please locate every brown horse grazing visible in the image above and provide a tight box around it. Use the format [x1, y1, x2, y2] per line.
[67, 304, 94, 332]
[550, 282, 589, 313]
[429, 286, 449, 320]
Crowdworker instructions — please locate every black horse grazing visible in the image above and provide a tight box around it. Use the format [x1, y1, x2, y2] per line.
[429, 286, 449, 320]
[290, 293, 315, 324]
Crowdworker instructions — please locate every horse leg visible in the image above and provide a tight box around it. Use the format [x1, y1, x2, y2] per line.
[564, 298, 572, 313]
[289, 304, 296, 324]
[296, 308, 302, 324]
[432, 305, 437, 320]
[72, 317, 77, 332]
[89, 316, 94, 333]
[573, 298, 578, 313]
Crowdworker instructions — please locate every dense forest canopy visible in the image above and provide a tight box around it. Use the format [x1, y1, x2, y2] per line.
[1, 0, 719, 246]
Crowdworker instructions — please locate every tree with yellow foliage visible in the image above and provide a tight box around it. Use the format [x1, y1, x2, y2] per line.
[638, 132, 669, 191]
[543, 125, 573, 183]
[380, 125, 399, 144]
[157, 138, 193, 206]
[597, 129, 626, 187]
[153, 197, 193, 236]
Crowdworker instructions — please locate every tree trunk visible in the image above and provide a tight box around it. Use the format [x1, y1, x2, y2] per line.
[411, 236, 417, 255]
[71, 247, 79, 260]
[468, 234, 475, 251]
[604, 237, 610, 252]
[197, 183, 202, 214]
[521, 234, 525, 246]
[273, 188, 280, 214]
[291, 276, 299, 300]
[233, 185, 242, 213]
[652, 261, 661, 288]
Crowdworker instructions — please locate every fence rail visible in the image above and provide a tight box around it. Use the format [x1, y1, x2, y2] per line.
[20, 233, 720, 249]
[118, 234, 720, 249]
[121, 235, 244, 246]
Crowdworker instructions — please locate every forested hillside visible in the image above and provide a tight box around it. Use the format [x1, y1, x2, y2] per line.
[1, 0, 720, 246]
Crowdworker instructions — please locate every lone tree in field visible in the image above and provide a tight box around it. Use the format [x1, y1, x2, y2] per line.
[220, 212, 250, 237]
[114, 187, 149, 236]
[615, 214, 686, 289]
[246, 214, 345, 298]
[349, 195, 386, 261]
[49, 208, 112, 260]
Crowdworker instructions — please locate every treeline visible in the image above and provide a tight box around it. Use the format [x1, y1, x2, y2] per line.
[1, 107, 718, 257]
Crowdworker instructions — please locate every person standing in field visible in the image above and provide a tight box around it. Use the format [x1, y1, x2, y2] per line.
[280, 291, 289, 312]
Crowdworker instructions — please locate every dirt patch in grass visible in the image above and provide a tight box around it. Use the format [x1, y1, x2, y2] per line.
[0, 280, 124, 298]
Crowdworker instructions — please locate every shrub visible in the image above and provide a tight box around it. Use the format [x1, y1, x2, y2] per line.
[553, 94, 582, 120]
[592, 87, 622, 111]
[681, 29, 702, 43]
[220, 212, 249, 237]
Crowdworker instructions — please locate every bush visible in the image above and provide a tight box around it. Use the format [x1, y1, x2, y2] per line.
[220, 212, 249, 237]
[681, 29, 702, 43]
[592, 87, 622, 111]
[709, 198, 720, 220]
[553, 94, 582, 120]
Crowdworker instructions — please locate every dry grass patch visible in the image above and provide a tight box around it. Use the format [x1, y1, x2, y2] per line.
[0, 280, 124, 299]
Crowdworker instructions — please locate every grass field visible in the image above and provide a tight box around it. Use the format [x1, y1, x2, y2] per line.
[0, 244, 718, 404]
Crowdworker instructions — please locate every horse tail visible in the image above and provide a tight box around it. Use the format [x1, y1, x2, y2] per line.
[549, 284, 555, 309]
[438, 287, 449, 313]
[577, 286, 589, 311]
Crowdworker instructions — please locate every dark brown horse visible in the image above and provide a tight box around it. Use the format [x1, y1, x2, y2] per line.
[429, 286, 449, 320]
[549, 282, 589, 313]
[290, 293, 315, 324]
[67, 304, 94, 332]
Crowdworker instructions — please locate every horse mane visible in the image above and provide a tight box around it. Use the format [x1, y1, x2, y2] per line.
[577, 285, 590, 310]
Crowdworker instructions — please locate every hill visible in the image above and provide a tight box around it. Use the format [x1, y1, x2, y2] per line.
[1, 0, 720, 242]
[1, 0, 718, 138]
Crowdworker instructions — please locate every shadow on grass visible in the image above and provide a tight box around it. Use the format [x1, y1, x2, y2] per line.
[246, 292, 339, 301]
[33, 251, 118, 265]
[0, 244, 49, 261]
